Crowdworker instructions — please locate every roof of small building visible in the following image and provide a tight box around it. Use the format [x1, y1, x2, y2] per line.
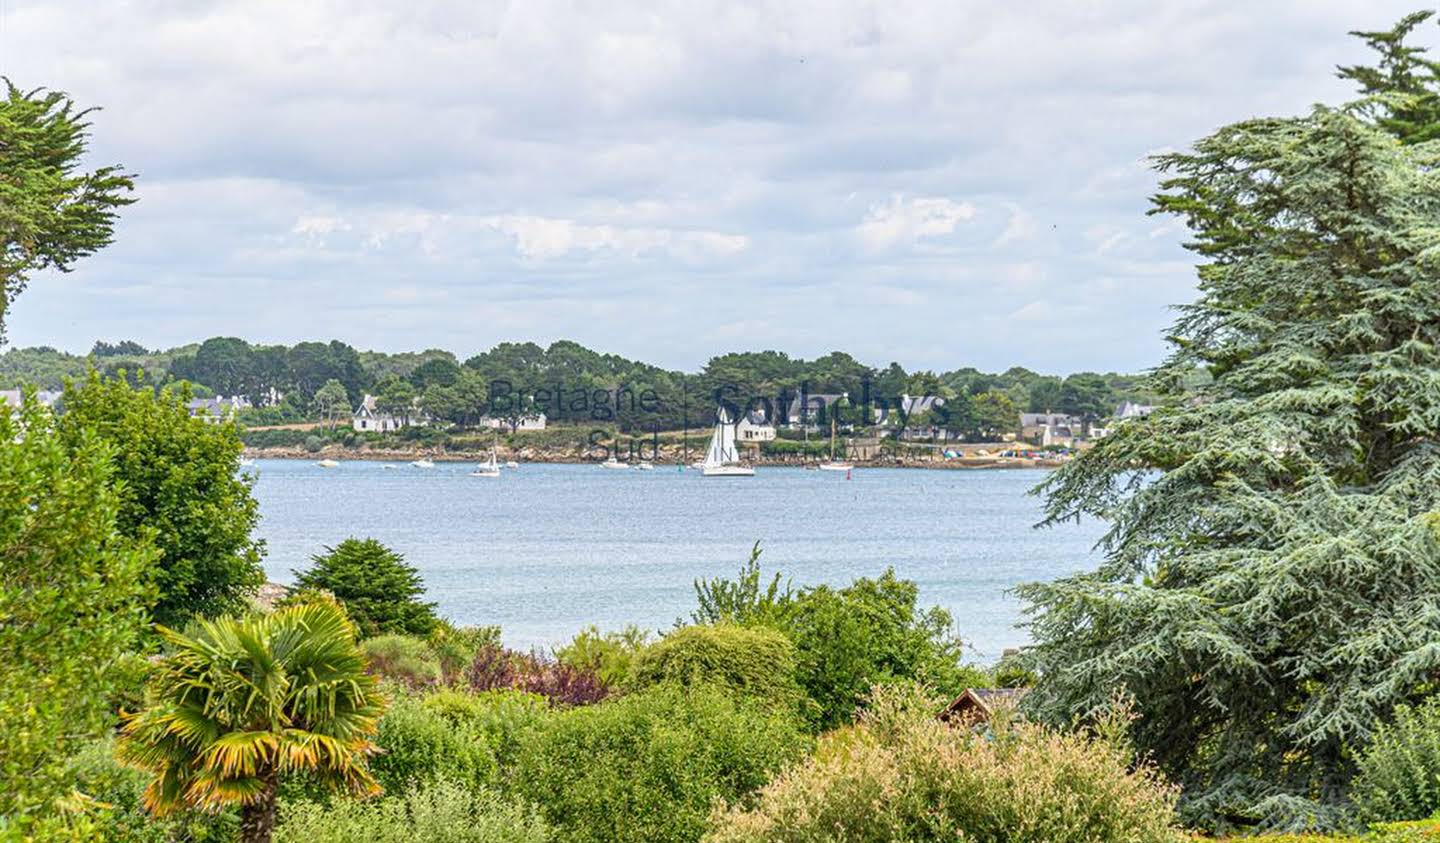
[940, 687, 1031, 723]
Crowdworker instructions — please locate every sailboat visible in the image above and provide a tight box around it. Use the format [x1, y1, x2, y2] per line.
[701, 408, 754, 477]
[471, 437, 501, 477]
[819, 417, 853, 471]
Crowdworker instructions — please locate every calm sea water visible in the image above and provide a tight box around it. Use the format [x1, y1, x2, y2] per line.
[248, 459, 1106, 660]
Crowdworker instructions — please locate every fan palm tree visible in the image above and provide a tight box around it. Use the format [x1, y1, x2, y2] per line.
[115, 597, 386, 843]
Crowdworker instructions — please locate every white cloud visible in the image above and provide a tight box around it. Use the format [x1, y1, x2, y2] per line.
[478, 215, 748, 262]
[856, 195, 976, 252]
[3, 0, 1425, 373]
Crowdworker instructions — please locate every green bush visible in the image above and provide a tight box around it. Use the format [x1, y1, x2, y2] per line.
[67, 737, 237, 842]
[303, 434, 325, 452]
[513, 683, 810, 843]
[361, 634, 441, 688]
[275, 779, 551, 843]
[419, 688, 552, 770]
[1352, 698, 1440, 822]
[429, 622, 502, 683]
[555, 625, 649, 687]
[692, 554, 988, 731]
[631, 624, 805, 710]
[706, 683, 1184, 842]
[371, 696, 496, 794]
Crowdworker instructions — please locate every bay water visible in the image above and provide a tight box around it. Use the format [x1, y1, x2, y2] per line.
[249, 459, 1105, 661]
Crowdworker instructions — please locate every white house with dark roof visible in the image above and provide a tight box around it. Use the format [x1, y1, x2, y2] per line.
[736, 408, 775, 442]
[352, 394, 417, 433]
[187, 396, 248, 425]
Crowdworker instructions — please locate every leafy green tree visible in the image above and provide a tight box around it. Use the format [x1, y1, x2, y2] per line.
[0, 394, 155, 837]
[295, 538, 439, 637]
[409, 356, 462, 390]
[970, 389, 1016, 439]
[374, 375, 416, 423]
[90, 339, 150, 357]
[57, 373, 264, 626]
[1018, 87, 1440, 826]
[169, 336, 253, 397]
[116, 598, 387, 843]
[1026, 375, 1064, 412]
[0, 81, 134, 342]
[1058, 372, 1115, 420]
[312, 377, 350, 425]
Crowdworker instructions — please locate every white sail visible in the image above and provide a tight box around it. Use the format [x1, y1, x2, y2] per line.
[702, 408, 739, 467]
[702, 407, 754, 476]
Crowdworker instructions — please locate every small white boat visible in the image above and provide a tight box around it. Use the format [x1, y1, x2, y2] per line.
[410, 459, 435, 469]
[635, 461, 654, 471]
[316, 458, 340, 469]
[239, 457, 256, 468]
[601, 456, 629, 469]
[700, 408, 755, 477]
[382, 464, 398, 470]
[505, 461, 520, 469]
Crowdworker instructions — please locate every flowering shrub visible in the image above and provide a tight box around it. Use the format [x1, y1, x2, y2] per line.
[466, 644, 610, 706]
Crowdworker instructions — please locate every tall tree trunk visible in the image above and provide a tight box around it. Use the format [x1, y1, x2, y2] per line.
[239, 769, 279, 843]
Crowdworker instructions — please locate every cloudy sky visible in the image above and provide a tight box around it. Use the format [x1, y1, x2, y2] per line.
[2, 1, 1429, 372]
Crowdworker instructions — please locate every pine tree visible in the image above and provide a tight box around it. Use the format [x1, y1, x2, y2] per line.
[1018, 98, 1440, 829]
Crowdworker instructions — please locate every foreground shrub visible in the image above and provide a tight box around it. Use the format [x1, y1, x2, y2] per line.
[706, 684, 1184, 843]
[631, 624, 805, 710]
[0, 396, 155, 835]
[555, 625, 650, 687]
[362, 634, 442, 688]
[419, 689, 552, 770]
[66, 737, 237, 843]
[429, 622, 502, 683]
[514, 683, 810, 843]
[370, 695, 496, 794]
[275, 779, 550, 843]
[693, 551, 986, 730]
[1351, 697, 1440, 823]
[467, 644, 610, 706]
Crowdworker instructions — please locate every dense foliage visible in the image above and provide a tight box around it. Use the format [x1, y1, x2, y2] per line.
[274, 779, 551, 843]
[3, 336, 1154, 438]
[693, 550, 983, 730]
[369, 696, 497, 794]
[295, 538, 439, 637]
[116, 598, 386, 843]
[1350, 698, 1440, 823]
[631, 624, 805, 710]
[513, 683, 810, 843]
[1018, 19, 1440, 831]
[466, 643, 611, 706]
[0, 81, 134, 341]
[0, 395, 155, 837]
[57, 373, 265, 625]
[707, 685, 1184, 843]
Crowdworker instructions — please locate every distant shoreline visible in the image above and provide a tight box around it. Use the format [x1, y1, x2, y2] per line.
[242, 446, 1066, 471]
